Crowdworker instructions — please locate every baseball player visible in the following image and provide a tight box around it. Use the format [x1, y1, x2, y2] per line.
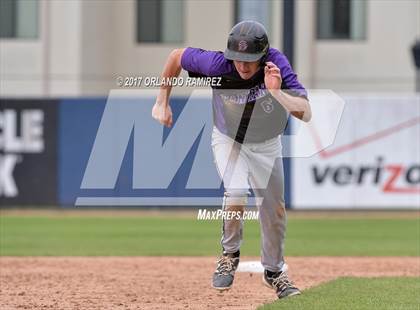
[152, 20, 311, 299]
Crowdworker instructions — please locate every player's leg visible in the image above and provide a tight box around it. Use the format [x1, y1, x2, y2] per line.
[247, 139, 286, 272]
[220, 195, 246, 254]
[247, 138, 300, 298]
[211, 127, 250, 290]
[212, 195, 245, 290]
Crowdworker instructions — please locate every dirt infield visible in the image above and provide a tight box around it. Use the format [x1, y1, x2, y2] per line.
[0, 257, 418, 310]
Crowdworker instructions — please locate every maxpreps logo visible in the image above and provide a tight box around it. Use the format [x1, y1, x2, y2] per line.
[312, 157, 420, 194]
[76, 89, 345, 206]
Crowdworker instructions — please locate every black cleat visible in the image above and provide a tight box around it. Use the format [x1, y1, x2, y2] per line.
[263, 269, 301, 299]
[212, 251, 240, 291]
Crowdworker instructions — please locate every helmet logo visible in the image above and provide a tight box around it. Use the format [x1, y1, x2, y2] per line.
[238, 40, 248, 52]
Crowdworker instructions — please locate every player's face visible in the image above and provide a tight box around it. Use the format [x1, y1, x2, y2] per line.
[233, 60, 260, 80]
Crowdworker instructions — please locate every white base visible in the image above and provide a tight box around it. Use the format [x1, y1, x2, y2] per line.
[236, 261, 288, 273]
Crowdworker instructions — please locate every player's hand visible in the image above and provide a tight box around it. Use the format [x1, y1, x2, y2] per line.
[264, 62, 282, 93]
[152, 100, 173, 127]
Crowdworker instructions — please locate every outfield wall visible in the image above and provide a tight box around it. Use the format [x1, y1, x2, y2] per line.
[1, 94, 419, 209]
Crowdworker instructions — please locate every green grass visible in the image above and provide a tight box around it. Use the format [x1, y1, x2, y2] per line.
[258, 277, 420, 310]
[0, 215, 419, 256]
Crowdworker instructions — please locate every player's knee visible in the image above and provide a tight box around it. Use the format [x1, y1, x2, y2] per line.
[224, 204, 246, 213]
[223, 189, 249, 208]
[274, 200, 286, 218]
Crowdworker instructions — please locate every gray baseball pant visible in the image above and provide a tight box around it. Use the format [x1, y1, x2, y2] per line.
[211, 126, 287, 272]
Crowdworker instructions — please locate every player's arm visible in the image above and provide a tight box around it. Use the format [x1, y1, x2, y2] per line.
[152, 48, 185, 127]
[264, 61, 312, 122]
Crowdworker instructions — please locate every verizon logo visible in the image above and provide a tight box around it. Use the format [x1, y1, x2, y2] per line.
[312, 157, 420, 194]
